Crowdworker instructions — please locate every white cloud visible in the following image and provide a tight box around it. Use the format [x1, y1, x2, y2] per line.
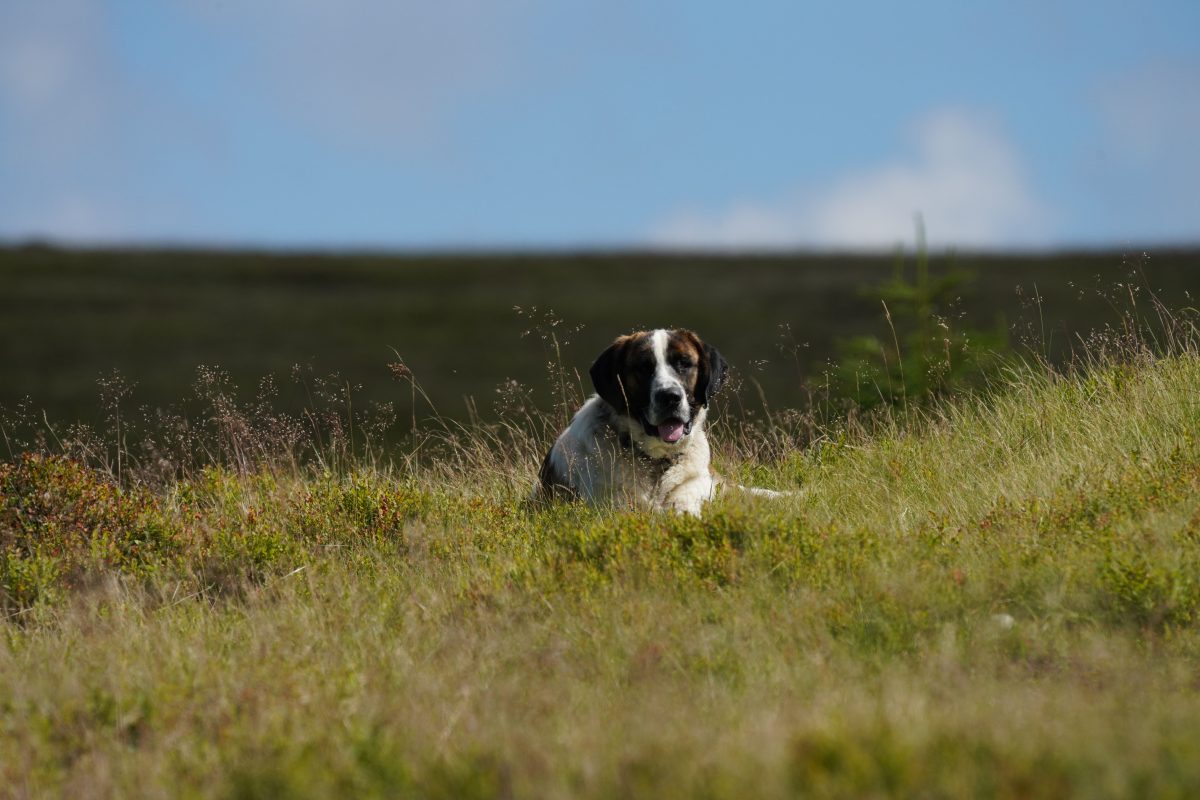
[652, 109, 1049, 250]
[0, 37, 74, 106]
[1099, 61, 1200, 164]
[0, 1, 538, 243]
[0, 1, 117, 157]
[0, 2, 142, 242]
[182, 0, 536, 150]
[1094, 61, 1200, 238]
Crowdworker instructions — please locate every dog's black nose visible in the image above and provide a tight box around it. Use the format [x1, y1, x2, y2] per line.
[653, 386, 685, 406]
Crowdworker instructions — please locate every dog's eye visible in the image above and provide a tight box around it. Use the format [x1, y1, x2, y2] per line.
[673, 359, 695, 371]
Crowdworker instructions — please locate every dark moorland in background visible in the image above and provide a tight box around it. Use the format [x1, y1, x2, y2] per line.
[2, 245, 1199, 433]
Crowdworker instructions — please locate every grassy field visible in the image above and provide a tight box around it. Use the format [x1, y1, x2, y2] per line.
[4, 245, 1200, 431]
[4, 293, 1200, 797]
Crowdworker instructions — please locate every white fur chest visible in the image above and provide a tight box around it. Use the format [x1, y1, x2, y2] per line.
[541, 396, 716, 515]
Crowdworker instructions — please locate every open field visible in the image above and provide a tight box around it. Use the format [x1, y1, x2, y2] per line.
[4, 297, 1200, 796]
[3, 246, 1200, 431]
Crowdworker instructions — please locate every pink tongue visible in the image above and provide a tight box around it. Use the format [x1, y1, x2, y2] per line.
[657, 421, 685, 443]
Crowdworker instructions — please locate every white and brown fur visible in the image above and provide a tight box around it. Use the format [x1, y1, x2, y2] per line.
[536, 328, 781, 516]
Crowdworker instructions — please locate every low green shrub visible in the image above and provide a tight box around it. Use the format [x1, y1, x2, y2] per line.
[1, 454, 180, 609]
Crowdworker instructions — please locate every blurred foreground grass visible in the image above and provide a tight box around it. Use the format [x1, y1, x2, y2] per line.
[4, 312, 1200, 796]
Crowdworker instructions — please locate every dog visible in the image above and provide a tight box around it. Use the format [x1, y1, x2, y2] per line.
[536, 328, 782, 516]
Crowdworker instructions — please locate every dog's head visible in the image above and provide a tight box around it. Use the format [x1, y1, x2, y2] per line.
[589, 328, 728, 445]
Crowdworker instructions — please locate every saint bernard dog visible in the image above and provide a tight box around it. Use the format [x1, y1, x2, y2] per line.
[536, 328, 782, 516]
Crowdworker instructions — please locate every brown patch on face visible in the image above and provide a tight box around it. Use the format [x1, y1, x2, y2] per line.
[591, 330, 655, 413]
[667, 329, 728, 407]
[666, 330, 705, 398]
[621, 333, 658, 408]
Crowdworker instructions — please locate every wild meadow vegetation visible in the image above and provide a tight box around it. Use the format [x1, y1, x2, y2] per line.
[3, 248, 1200, 797]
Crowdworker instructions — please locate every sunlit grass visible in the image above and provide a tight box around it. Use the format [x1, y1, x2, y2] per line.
[5, 330, 1200, 796]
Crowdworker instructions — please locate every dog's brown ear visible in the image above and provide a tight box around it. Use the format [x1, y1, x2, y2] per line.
[590, 337, 630, 412]
[695, 341, 728, 407]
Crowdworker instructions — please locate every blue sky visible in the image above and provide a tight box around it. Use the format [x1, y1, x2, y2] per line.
[1, 1, 1198, 250]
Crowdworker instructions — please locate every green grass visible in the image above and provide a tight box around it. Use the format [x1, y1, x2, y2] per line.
[5, 325, 1200, 797]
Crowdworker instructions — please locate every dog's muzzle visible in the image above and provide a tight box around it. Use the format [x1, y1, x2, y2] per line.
[641, 414, 692, 443]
